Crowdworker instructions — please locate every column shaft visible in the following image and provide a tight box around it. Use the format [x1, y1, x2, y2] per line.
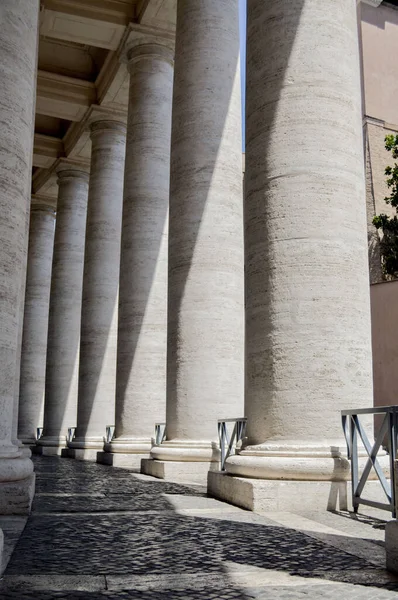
[18, 203, 56, 445]
[12, 204, 31, 450]
[0, 0, 39, 512]
[150, 0, 244, 470]
[225, 0, 372, 482]
[102, 45, 173, 468]
[38, 167, 89, 454]
[69, 120, 126, 460]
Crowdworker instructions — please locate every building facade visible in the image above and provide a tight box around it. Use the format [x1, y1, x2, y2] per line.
[0, 0, 390, 563]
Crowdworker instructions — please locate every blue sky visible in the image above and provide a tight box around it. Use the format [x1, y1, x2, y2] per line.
[239, 0, 246, 148]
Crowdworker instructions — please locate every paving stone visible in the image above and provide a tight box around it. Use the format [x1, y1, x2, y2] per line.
[2, 456, 398, 600]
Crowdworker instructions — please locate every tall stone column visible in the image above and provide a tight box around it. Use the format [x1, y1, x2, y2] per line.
[12, 204, 31, 455]
[68, 120, 126, 461]
[37, 164, 89, 455]
[143, 0, 244, 483]
[0, 0, 39, 514]
[18, 200, 56, 446]
[209, 0, 373, 511]
[100, 44, 173, 469]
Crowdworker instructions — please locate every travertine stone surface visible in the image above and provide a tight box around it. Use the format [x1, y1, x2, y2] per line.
[12, 206, 31, 449]
[69, 121, 126, 456]
[151, 0, 244, 465]
[103, 44, 173, 462]
[0, 0, 39, 499]
[18, 203, 56, 445]
[224, 0, 373, 482]
[38, 165, 89, 452]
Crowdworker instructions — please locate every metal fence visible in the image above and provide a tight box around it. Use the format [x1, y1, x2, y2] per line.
[154, 423, 166, 446]
[218, 418, 247, 471]
[106, 425, 115, 443]
[67, 427, 76, 443]
[342, 406, 398, 516]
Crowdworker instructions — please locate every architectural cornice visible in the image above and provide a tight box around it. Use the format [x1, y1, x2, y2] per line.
[36, 71, 97, 121]
[41, 0, 134, 26]
[33, 134, 65, 169]
[361, 0, 383, 6]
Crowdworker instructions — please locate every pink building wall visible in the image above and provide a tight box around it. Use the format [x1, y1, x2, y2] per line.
[361, 3, 398, 408]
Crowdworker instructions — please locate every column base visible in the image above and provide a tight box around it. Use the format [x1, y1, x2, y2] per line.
[386, 520, 398, 573]
[36, 436, 67, 456]
[35, 445, 67, 456]
[0, 474, 35, 515]
[207, 471, 349, 512]
[141, 458, 219, 485]
[19, 446, 32, 459]
[66, 448, 100, 461]
[97, 452, 149, 469]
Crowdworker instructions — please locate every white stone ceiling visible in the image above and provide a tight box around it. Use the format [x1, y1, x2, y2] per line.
[33, 0, 177, 199]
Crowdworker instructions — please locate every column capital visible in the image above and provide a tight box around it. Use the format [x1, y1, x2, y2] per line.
[55, 160, 90, 185]
[126, 43, 174, 70]
[31, 195, 56, 216]
[89, 119, 127, 138]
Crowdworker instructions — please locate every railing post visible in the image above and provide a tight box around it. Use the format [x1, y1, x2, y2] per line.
[351, 415, 359, 513]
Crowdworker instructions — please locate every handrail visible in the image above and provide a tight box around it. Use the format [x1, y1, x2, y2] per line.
[218, 418, 247, 471]
[67, 427, 76, 443]
[341, 406, 398, 516]
[154, 423, 166, 446]
[105, 425, 115, 443]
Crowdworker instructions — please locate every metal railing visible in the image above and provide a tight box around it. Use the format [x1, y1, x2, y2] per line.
[106, 425, 115, 443]
[154, 423, 166, 446]
[218, 418, 247, 471]
[342, 406, 398, 516]
[67, 427, 76, 443]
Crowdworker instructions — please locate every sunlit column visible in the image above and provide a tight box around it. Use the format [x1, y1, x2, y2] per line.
[100, 44, 173, 469]
[68, 120, 126, 461]
[209, 0, 373, 510]
[144, 0, 244, 483]
[0, 0, 40, 514]
[37, 164, 89, 455]
[18, 200, 56, 446]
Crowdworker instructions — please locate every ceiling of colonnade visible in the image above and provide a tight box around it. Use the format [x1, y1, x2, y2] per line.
[32, 0, 177, 200]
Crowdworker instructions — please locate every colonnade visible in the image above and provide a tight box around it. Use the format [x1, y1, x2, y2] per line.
[0, 0, 374, 517]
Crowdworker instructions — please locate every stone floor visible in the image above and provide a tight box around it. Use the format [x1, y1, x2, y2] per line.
[1, 456, 398, 599]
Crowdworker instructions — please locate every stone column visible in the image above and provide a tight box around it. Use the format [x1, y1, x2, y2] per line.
[209, 0, 374, 511]
[18, 200, 56, 446]
[99, 44, 173, 469]
[143, 0, 244, 483]
[0, 0, 39, 514]
[37, 164, 89, 455]
[12, 204, 31, 456]
[68, 120, 126, 461]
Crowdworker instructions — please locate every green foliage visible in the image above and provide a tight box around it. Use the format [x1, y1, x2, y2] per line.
[373, 134, 398, 279]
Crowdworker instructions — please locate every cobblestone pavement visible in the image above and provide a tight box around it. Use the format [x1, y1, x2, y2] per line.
[1, 456, 398, 599]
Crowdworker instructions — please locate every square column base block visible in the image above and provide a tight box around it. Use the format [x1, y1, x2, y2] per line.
[0, 474, 35, 515]
[97, 452, 149, 470]
[386, 520, 398, 573]
[141, 459, 220, 485]
[207, 472, 349, 512]
[35, 445, 66, 457]
[208, 472, 394, 513]
[66, 448, 100, 461]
